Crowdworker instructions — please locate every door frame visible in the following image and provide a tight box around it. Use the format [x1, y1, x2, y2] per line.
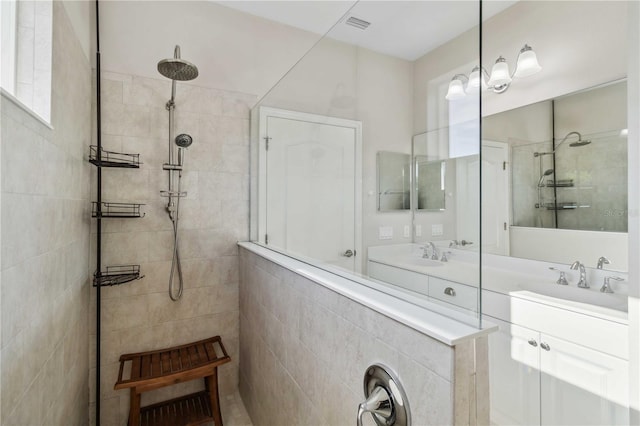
[257, 106, 363, 272]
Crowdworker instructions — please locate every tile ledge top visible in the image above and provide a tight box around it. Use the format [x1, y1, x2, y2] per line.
[238, 241, 496, 346]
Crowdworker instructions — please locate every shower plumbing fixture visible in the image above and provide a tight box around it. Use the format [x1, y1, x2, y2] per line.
[533, 131, 592, 157]
[157, 45, 199, 301]
[536, 168, 554, 209]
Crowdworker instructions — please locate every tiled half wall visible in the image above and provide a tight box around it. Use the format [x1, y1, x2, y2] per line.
[239, 247, 489, 426]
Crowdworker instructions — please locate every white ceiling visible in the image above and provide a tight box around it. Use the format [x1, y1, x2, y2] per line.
[217, 1, 517, 61]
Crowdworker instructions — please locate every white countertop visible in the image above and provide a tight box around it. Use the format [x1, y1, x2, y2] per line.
[367, 243, 629, 324]
[238, 242, 496, 346]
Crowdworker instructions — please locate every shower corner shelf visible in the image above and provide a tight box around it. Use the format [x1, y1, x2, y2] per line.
[544, 202, 579, 210]
[89, 145, 141, 168]
[93, 265, 143, 287]
[542, 179, 575, 188]
[92, 201, 145, 218]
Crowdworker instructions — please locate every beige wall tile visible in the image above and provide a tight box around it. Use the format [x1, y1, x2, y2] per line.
[1, 3, 90, 424]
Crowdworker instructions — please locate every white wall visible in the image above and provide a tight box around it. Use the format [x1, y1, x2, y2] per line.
[255, 36, 415, 271]
[98, 1, 326, 100]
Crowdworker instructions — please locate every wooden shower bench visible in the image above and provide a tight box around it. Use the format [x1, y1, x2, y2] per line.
[114, 335, 231, 426]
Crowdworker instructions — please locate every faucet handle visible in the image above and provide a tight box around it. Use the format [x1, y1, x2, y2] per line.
[549, 267, 569, 285]
[440, 251, 452, 262]
[601, 276, 624, 293]
[597, 256, 611, 269]
[449, 240, 460, 248]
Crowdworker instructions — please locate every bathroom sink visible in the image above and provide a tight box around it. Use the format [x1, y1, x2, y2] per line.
[403, 258, 445, 268]
[516, 282, 628, 313]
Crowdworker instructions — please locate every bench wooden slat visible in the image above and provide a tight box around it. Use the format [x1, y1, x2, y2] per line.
[179, 347, 191, 369]
[140, 355, 151, 378]
[204, 341, 217, 361]
[196, 343, 208, 364]
[131, 356, 141, 380]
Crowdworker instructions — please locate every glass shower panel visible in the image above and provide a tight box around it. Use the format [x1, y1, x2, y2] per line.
[251, 1, 483, 327]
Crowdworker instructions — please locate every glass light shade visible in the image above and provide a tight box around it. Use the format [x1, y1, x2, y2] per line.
[514, 46, 542, 78]
[487, 57, 512, 87]
[466, 66, 484, 92]
[445, 77, 466, 101]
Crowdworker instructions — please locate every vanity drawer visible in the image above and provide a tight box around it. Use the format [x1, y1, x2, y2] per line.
[429, 277, 477, 311]
[367, 261, 429, 296]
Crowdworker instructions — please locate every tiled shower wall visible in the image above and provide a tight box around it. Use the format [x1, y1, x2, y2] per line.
[90, 71, 255, 425]
[1, 2, 91, 424]
[239, 247, 489, 426]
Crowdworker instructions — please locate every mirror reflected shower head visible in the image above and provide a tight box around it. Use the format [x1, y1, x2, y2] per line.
[538, 168, 554, 187]
[533, 131, 591, 157]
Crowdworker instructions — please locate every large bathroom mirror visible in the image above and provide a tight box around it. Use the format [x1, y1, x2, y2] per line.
[485, 80, 627, 233]
[377, 151, 410, 211]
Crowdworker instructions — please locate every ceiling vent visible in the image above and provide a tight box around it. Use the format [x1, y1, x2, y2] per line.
[345, 16, 371, 30]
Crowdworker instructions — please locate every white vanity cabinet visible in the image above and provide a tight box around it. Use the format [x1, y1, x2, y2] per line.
[367, 261, 477, 312]
[485, 291, 629, 426]
[487, 317, 541, 425]
[539, 334, 629, 426]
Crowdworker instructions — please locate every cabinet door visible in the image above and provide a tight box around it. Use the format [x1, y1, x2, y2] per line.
[540, 334, 629, 426]
[486, 316, 541, 426]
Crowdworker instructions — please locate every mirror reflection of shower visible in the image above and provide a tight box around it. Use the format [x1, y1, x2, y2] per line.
[533, 130, 591, 227]
[158, 45, 199, 301]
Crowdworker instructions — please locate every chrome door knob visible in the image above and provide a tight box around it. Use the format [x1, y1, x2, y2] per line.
[342, 249, 355, 257]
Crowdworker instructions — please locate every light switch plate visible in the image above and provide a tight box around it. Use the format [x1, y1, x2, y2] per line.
[379, 226, 393, 240]
[403, 225, 410, 238]
[432, 224, 443, 236]
[415, 225, 422, 237]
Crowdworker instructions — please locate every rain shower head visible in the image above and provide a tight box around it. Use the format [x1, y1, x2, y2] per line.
[157, 45, 199, 81]
[175, 134, 193, 148]
[569, 139, 591, 147]
[533, 131, 591, 157]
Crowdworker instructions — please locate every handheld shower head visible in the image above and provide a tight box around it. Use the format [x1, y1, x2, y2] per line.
[175, 134, 193, 167]
[175, 133, 193, 148]
[538, 169, 554, 187]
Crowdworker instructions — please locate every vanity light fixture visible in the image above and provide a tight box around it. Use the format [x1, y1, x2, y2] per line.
[445, 44, 542, 100]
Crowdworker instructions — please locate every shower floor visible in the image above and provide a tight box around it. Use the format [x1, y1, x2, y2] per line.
[220, 391, 253, 426]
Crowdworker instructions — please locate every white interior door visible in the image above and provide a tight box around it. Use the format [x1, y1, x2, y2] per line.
[259, 108, 362, 272]
[455, 141, 509, 254]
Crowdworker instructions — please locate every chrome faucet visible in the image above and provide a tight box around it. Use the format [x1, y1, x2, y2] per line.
[597, 256, 611, 269]
[423, 242, 439, 260]
[570, 260, 589, 288]
[601, 276, 624, 293]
